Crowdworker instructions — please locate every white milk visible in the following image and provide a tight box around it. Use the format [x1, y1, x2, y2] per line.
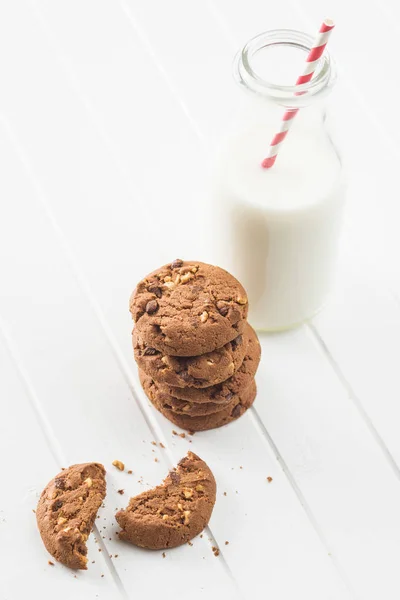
[213, 122, 345, 331]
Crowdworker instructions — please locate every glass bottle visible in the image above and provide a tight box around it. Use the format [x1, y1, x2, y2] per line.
[212, 29, 346, 332]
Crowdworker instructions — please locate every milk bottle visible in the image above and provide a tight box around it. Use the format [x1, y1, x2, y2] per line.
[213, 30, 345, 331]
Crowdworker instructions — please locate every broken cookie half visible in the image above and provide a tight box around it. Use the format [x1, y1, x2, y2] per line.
[36, 463, 106, 569]
[116, 452, 216, 549]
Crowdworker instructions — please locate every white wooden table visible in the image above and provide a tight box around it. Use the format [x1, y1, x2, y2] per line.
[1, 1, 400, 599]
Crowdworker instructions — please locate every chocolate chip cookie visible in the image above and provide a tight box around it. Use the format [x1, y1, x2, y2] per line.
[133, 323, 249, 388]
[130, 260, 248, 356]
[145, 324, 261, 405]
[36, 463, 106, 569]
[140, 370, 233, 416]
[150, 379, 257, 432]
[116, 452, 216, 549]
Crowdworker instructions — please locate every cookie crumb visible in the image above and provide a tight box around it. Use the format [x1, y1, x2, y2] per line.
[151, 441, 157, 446]
[127, 470, 133, 474]
[162, 552, 166, 558]
[212, 546, 220, 557]
[98, 549, 102, 552]
[114, 555, 118, 558]
[172, 430, 186, 438]
[154, 458, 159, 463]
[101, 574, 104, 578]
[92, 561, 95, 564]
[159, 442, 165, 449]
[239, 466, 243, 469]
[48, 561, 54, 566]
[223, 492, 227, 496]
[117, 489, 124, 495]
[225, 541, 229, 545]
[32, 509, 36, 514]
[187, 540, 193, 546]
[267, 476, 273, 483]
[112, 460, 125, 471]
[200, 534, 203, 538]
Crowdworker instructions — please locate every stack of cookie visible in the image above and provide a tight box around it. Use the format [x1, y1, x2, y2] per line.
[129, 260, 261, 431]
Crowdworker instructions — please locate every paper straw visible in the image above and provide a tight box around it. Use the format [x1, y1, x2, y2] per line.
[261, 19, 335, 169]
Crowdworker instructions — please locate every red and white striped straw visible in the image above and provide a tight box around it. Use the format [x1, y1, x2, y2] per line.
[261, 18, 335, 169]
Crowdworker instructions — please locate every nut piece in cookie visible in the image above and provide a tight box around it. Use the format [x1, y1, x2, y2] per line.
[36, 463, 106, 569]
[116, 452, 216, 549]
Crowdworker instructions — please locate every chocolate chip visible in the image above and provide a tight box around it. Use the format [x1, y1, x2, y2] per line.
[54, 478, 65, 490]
[231, 404, 243, 418]
[147, 284, 162, 298]
[171, 259, 184, 269]
[224, 392, 233, 401]
[143, 347, 158, 356]
[146, 300, 159, 314]
[169, 470, 181, 484]
[217, 301, 229, 317]
[52, 500, 63, 511]
[231, 335, 243, 350]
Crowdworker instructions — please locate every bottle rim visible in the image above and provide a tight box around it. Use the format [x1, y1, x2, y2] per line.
[233, 29, 337, 106]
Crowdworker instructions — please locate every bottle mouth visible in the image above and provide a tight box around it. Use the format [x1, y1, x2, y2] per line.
[234, 29, 336, 106]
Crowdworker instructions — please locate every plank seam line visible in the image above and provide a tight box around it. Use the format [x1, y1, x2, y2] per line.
[28, 0, 153, 225]
[118, 0, 206, 143]
[0, 314, 129, 599]
[1, 115, 244, 600]
[248, 406, 358, 600]
[308, 322, 400, 482]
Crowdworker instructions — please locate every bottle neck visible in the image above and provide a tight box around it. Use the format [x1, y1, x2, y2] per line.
[233, 86, 328, 136]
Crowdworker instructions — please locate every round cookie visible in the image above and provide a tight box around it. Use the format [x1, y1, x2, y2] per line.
[151, 324, 260, 404]
[36, 463, 106, 569]
[133, 323, 249, 388]
[140, 369, 233, 416]
[148, 380, 257, 432]
[116, 452, 216, 549]
[130, 260, 248, 356]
